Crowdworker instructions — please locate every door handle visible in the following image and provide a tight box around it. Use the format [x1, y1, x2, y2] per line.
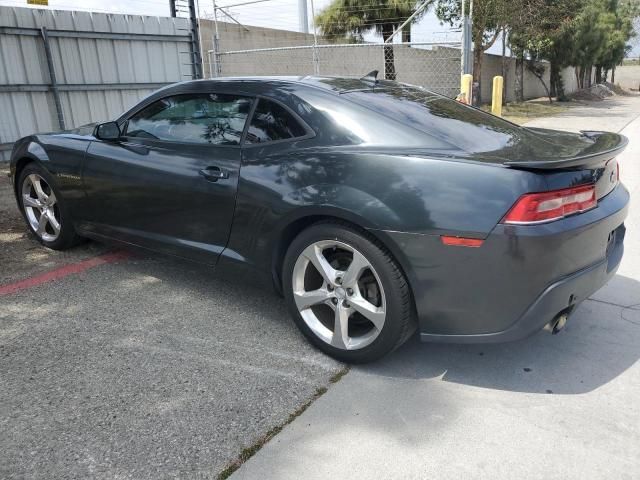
[199, 166, 229, 182]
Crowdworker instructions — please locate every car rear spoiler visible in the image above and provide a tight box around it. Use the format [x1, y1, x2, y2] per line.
[504, 131, 628, 169]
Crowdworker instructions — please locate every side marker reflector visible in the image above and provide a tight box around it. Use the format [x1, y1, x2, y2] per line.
[440, 236, 484, 247]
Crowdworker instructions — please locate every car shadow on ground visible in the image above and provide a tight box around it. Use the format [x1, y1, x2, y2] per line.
[4, 236, 638, 399]
[359, 274, 640, 395]
[126, 252, 640, 396]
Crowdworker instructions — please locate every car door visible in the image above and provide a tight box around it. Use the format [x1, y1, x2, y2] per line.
[80, 92, 253, 265]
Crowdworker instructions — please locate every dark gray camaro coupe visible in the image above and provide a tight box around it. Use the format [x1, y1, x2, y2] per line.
[9, 75, 629, 362]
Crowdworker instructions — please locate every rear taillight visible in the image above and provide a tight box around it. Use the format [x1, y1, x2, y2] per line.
[502, 184, 597, 225]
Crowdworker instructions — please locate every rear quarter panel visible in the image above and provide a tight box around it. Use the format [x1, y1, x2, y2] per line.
[395, 183, 629, 337]
[226, 141, 547, 282]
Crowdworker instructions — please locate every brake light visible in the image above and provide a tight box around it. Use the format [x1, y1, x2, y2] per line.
[502, 184, 596, 225]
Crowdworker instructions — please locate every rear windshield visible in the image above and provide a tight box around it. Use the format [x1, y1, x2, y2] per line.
[344, 87, 537, 153]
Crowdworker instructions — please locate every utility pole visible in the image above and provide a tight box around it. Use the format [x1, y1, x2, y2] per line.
[299, 0, 309, 34]
[461, 0, 473, 75]
[212, 0, 221, 77]
[187, 0, 203, 79]
[310, 0, 319, 74]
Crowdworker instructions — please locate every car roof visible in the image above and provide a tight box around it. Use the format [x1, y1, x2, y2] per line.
[117, 75, 396, 125]
[180, 76, 400, 94]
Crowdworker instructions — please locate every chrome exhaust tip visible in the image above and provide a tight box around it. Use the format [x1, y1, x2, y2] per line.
[544, 313, 569, 334]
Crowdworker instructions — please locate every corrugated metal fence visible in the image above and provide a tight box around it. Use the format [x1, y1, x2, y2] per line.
[0, 6, 194, 161]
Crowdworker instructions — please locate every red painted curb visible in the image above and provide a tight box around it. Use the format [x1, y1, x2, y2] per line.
[0, 250, 130, 296]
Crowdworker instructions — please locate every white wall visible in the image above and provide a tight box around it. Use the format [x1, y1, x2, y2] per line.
[615, 65, 640, 90]
[480, 54, 581, 103]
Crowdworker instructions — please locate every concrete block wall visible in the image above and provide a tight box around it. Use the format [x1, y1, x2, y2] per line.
[202, 19, 580, 102]
[201, 20, 461, 97]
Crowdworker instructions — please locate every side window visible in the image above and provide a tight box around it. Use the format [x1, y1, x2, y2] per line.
[245, 99, 307, 144]
[125, 93, 252, 145]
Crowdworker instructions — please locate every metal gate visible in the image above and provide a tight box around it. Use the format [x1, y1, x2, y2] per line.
[0, 6, 194, 161]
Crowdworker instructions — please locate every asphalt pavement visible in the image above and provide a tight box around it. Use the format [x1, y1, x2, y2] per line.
[230, 95, 640, 480]
[0, 173, 342, 478]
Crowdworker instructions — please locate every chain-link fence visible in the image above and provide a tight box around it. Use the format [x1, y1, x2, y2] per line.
[207, 41, 461, 97]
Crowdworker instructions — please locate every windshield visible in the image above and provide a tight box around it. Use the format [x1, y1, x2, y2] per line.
[344, 87, 539, 153]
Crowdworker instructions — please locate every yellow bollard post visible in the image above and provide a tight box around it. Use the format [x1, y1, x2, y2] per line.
[492, 76, 504, 116]
[460, 74, 473, 105]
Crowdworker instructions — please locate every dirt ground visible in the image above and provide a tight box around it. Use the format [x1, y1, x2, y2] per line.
[0, 166, 106, 285]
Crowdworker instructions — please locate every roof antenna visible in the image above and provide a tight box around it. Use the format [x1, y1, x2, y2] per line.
[360, 70, 379, 84]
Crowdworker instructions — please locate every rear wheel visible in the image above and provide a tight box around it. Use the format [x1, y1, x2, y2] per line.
[283, 222, 415, 363]
[17, 164, 81, 250]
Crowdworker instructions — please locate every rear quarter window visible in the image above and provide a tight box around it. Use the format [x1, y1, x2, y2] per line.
[245, 99, 307, 144]
[345, 87, 535, 153]
[293, 87, 454, 149]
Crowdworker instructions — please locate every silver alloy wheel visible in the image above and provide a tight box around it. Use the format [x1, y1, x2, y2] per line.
[292, 240, 386, 350]
[21, 174, 61, 242]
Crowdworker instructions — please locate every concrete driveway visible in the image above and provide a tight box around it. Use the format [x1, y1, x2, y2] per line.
[230, 96, 640, 480]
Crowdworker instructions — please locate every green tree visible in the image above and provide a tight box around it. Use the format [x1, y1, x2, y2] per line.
[537, 0, 584, 100]
[436, 0, 508, 103]
[508, 0, 582, 101]
[505, 0, 636, 99]
[315, 0, 431, 80]
[562, 0, 636, 88]
[571, 1, 611, 87]
[593, 0, 637, 83]
[500, 0, 549, 102]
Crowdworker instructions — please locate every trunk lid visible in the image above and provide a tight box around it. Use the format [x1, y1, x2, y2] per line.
[497, 129, 626, 201]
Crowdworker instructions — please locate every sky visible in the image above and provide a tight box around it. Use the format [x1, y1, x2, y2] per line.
[0, 0, 470, 44]
[0, 0, 638, 57]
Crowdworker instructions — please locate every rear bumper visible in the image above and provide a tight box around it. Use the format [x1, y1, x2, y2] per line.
[377, 183, 629, 343]
[419, 223, 624, 343]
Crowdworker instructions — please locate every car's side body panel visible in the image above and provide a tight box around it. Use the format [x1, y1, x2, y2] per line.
[227, 145, 544, 267]
[10, 132, 92, 218]
[79, 138, 242, 265]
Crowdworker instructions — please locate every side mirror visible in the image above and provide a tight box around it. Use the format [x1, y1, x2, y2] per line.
[95, 121, 121, 141]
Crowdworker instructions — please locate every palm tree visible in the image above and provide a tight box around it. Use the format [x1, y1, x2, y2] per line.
[315, 0, 429, 80]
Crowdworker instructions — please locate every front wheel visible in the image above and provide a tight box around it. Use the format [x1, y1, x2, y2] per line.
[17, 163, 81, 250]
[283, 222, 415, 363]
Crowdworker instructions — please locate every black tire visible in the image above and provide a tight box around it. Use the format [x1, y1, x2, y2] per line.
[283, 221, 415, 363]
[17, 162, 82, 250]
